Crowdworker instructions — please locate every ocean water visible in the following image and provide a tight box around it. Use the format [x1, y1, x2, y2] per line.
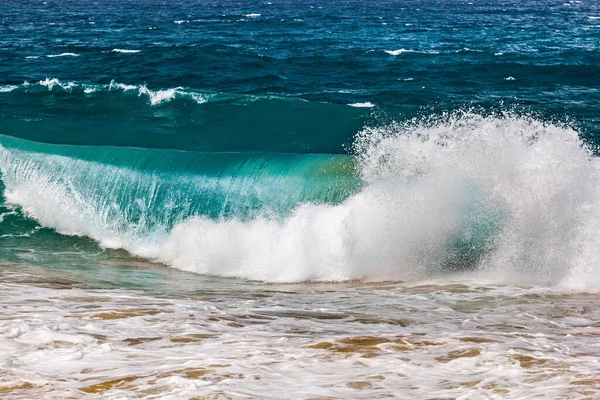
[2, 0, 600, 398]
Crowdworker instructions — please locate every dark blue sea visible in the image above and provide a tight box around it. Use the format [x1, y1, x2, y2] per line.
[2, 1, 600, 398]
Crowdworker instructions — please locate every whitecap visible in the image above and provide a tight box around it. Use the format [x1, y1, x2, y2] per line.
[138, 85, 181, 105]
[457, 47, 482, 53]
[385, 49, 438, 56]
[38, 78, 75, 91]
[0, 85, 19, 93]
[108, 81, 138, 91]
[505, 76, 516, 81]
[46, 53, 80, 58]
[189, 93, 208, 104]
[111, 49, 141, 54]
[245, 13, 261, 17]
[384, 49, 414, 55]
[348, 102, 375, 108]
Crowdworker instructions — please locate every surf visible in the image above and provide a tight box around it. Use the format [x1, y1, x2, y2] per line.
[0, 112, 598, 288]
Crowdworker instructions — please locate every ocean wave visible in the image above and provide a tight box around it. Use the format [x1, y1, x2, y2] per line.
[0, 78, 350, 108]
[1, 113, 599, 289]
[3, 78, 213, 105]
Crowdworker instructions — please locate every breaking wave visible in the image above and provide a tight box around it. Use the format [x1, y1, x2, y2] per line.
[0, 112, 599, 288]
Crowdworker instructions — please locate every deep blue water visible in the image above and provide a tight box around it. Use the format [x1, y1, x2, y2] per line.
[0, 0, 599, 284]
[2, 0, 599, 151]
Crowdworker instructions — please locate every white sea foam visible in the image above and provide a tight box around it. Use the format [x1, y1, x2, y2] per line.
[46, 53, 80, 58]
[108, 80, 138, 91]
[0, 85, 18, 93]
[2, 278, 599, 399]
[111, 48, 141, 53]
[25, 55, 40, 59]
[384, 48, 414, 55]
[3, 79, 211, 105]
[138, 85, 182, 105]
[189, 92, 208, 104]
[348, 102, 374, 108]
[385, 49, 439, 56]
[505, 76, 515, 81]
[38, 78, 76, 91]
[106, 81, 207, 104]
[245, 13, 261, 17]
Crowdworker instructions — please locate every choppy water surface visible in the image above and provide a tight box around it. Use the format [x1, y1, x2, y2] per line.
[2, 0, 600, 398]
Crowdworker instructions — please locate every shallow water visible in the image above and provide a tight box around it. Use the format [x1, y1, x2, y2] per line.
[2, 262, 600, 399]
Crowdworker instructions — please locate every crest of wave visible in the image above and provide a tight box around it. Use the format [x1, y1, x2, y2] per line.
[132, 112, 600, 288]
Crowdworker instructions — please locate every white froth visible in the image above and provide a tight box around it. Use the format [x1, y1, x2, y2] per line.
[385, 49, 439, 56]
[384, 48, 414, 55]
[38, 78, 76, 91]
[108, 80, 138, 91]
[111, 48, 141, 53]
[0, 85, 19, 93]
[138, 85, 182, 105]
[348, 102, 375, 108]
[105, 81, 207, 105]
[46, 53, 80, 58]
[1, 278, 600, 399]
